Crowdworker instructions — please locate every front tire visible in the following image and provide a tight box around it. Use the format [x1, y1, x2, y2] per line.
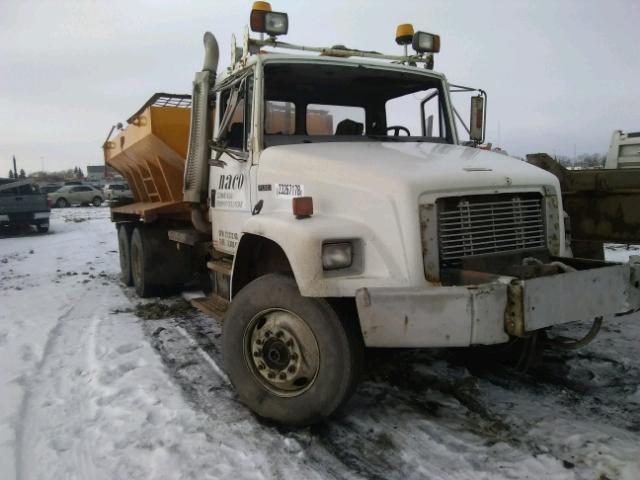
[55, 198, 68, 208]
[92, 196, 102, 207]
[223, 273, 363, 426]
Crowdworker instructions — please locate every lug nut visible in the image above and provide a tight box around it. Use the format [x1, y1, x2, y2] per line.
[265, 330, 272, 337]
[256, 339, 262, 345]
[258, 363, 266, 370]
[253, 350, 261, 357]
[276, 331, 284, 338]
[286, 340, 293, 347]
[288, 366, 295, 373]
[268, 371, 276, 379]
[291, 353, 298, 361]
[279, 372, 287, 380]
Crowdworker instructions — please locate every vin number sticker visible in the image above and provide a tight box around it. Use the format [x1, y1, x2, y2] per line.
[275, 184, 304, 198]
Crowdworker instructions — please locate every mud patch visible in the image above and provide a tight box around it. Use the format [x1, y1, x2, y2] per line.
[134, 298, 195, 320]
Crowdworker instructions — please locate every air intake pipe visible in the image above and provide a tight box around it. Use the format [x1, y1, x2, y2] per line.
[184, 32, 219, 233]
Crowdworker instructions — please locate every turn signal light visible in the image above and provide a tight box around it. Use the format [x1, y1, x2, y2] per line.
[395, 24, 414, 45]
[292, 196, 313, 218]
[251, 1, 272, 11]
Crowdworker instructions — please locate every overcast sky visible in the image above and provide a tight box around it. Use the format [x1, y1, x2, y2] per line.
[1, 0, 638, 174]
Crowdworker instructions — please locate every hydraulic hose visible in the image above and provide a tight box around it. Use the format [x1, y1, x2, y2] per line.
[547, 316, 603, 350]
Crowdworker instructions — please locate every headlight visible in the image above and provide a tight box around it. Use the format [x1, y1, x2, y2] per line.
[412, 31, 440, 53]
[322, 242, 352, 270]
[250, 3, 289, 37]
[263, 12, 288, 36]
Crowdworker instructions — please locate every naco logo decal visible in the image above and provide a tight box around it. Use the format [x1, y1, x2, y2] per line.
[215, 173, 245, 209]
[218, 174, 245, 190]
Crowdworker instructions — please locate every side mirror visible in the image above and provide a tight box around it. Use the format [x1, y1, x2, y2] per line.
[470, 95, 484, 143]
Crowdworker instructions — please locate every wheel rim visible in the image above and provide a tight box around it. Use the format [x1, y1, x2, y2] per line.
[93, 197, 101, 206]
[243, 308, 320, 397]
[57, 199, 66, 207]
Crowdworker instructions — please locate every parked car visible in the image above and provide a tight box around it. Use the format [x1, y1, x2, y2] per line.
[0, 178, 51, 232]
[39, 184, 62, 194]
[48, 185, 104, 208]
[104, 182, 133, 204]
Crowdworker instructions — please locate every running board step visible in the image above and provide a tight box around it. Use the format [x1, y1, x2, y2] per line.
[191, 295, 229, 321]
[207, 259, 232, 276]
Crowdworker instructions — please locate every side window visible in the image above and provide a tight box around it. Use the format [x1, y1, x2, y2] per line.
[421, 89, 443, 137]
[306, 104, 365, 135]
[265, 101, 295, 134]
[218, 75, 253, 151]
[385, 87, 445, 138]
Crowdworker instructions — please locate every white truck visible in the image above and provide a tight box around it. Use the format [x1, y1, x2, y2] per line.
[105, 3, 640, 426]
[605, 130, 640, 169]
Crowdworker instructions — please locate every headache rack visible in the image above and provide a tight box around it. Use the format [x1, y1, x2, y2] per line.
[437, 193, 546, 268]
[126, 93, 191, 124]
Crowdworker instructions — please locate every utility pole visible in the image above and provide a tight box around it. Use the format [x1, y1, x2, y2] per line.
[13, 155, 18, 179]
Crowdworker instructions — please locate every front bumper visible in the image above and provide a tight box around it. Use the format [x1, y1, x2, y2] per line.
[355, 257, 640, 348]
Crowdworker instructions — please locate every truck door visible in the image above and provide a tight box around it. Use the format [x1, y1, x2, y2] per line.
[210, 73, 255, 254]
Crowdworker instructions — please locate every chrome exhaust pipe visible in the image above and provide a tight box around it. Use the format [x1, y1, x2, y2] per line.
[184, 32, 220, 233]
[202, 31, 219, 73]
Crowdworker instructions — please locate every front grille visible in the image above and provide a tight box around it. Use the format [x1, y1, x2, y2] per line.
[437, 193, 545, 268]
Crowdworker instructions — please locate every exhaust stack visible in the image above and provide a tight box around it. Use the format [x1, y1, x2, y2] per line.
[184, 32, 219, 232]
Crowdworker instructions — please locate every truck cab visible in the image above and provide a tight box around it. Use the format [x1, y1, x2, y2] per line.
[209, 52, 565, 304]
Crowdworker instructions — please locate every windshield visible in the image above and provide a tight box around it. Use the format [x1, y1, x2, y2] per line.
[262, 62, 452, 147]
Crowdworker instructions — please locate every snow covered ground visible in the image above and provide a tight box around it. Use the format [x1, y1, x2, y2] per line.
[1, 208, 639, 480]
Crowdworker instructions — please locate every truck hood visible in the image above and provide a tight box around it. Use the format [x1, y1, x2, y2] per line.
[260, 141, 559, 196]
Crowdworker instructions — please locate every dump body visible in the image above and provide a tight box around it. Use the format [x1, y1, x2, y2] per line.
[104, 94, 192, 222]
[528, 152, 640, 258]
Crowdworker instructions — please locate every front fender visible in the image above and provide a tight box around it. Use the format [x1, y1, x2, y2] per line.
[241, 213, 405, 297]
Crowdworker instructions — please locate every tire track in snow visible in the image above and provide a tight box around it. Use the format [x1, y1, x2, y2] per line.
[16, 289, 111, 480]
[174, 325, 229, 383]
[14, 303, 75, 480]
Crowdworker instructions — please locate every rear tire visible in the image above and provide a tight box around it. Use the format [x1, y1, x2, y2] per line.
[131, 227, 158, 297]
[223, 273, 363, 426]
[117, 224, 133, 286]
[36, 223, 49, 233]
[92, 197, 102, 207]
[130, 225, 193, 298]
[55, 198, 68, 208]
